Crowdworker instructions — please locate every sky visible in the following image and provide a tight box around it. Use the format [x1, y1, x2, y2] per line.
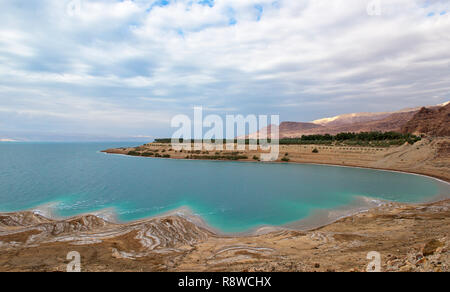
[0, 0, 449, 141]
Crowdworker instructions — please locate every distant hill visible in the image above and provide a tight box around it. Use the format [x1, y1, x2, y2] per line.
[272, 122, 324, 138]
[401, 103, 450, 136]
[321, 111, 418, 135]
[247, 102, 449, 139]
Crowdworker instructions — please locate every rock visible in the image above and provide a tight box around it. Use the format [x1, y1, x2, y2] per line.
[399, 263, 414, 272]
[416, 257, 427, 266]
[112, 248, 122, 259]
[423, 239, 444, 256]
[401, 104, 450, 136]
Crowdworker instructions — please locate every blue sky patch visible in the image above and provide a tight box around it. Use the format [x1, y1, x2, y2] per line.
[198, 0, 214, 7]
[255, 4, 263, 21]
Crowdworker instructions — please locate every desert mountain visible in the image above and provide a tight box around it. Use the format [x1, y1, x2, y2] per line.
[248, 102, 449, 139]
[246, 122, 322, 139]
[313, 112, 395, 127]
[401, 103, 450, 136]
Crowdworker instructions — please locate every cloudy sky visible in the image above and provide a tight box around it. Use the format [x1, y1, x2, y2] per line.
[0, 0, 449, 141]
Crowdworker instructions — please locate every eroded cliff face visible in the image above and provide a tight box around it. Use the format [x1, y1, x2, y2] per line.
[0, 200, 449, 272]
[402, 104, 450, 137]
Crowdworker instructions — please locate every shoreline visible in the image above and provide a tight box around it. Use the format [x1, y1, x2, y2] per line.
[285, 160, 450, 185]
[1, 198, 449, 272]
[1, 141, 448, 271]
[2, 148, 447, 237]
[94, 145, 450, 235]
[3, 191, 447, 238]
[1, 197, 449, 236]
[103, 150, 450, 184]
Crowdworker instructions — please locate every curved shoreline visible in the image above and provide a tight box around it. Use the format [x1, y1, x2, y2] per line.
[103, 150, 450, 184]
[10, 191, 447, 238]
[2, 198, 449, 272]
[286, 161, 450, 185]
[1, 147, 448, 238]
[2, 197, 449, 238]
[94, 150, 450, 236]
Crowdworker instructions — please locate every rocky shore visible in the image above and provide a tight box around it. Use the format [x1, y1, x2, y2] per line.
[0, 199, 448, 272]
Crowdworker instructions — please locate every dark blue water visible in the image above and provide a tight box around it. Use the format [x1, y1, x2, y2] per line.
[0, 142, 448, 233]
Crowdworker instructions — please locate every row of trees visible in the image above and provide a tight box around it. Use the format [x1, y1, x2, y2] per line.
[154, 132, 421, 145]
[286, 132, 421, 143]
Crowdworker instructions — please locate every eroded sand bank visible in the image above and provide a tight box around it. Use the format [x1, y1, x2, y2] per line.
[0, 199, 449, 272]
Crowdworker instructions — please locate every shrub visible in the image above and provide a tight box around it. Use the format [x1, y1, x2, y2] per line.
[312, 148, 319, 153]
[281, 157, 290, 162]
[128, 151, 140, 156]
[253, 155, 259, 161]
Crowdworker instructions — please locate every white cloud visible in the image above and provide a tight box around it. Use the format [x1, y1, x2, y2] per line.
[0, 0, 449, 140]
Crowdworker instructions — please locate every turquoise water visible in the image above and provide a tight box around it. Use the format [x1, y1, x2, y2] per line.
[0, 142, 448, 233]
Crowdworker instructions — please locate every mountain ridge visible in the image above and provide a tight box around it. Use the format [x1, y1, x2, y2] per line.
[247, 102, 449, 139]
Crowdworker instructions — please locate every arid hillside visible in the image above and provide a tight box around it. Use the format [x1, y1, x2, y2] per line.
[248, 102, 448, 139]
[402, 103, 450, 137]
